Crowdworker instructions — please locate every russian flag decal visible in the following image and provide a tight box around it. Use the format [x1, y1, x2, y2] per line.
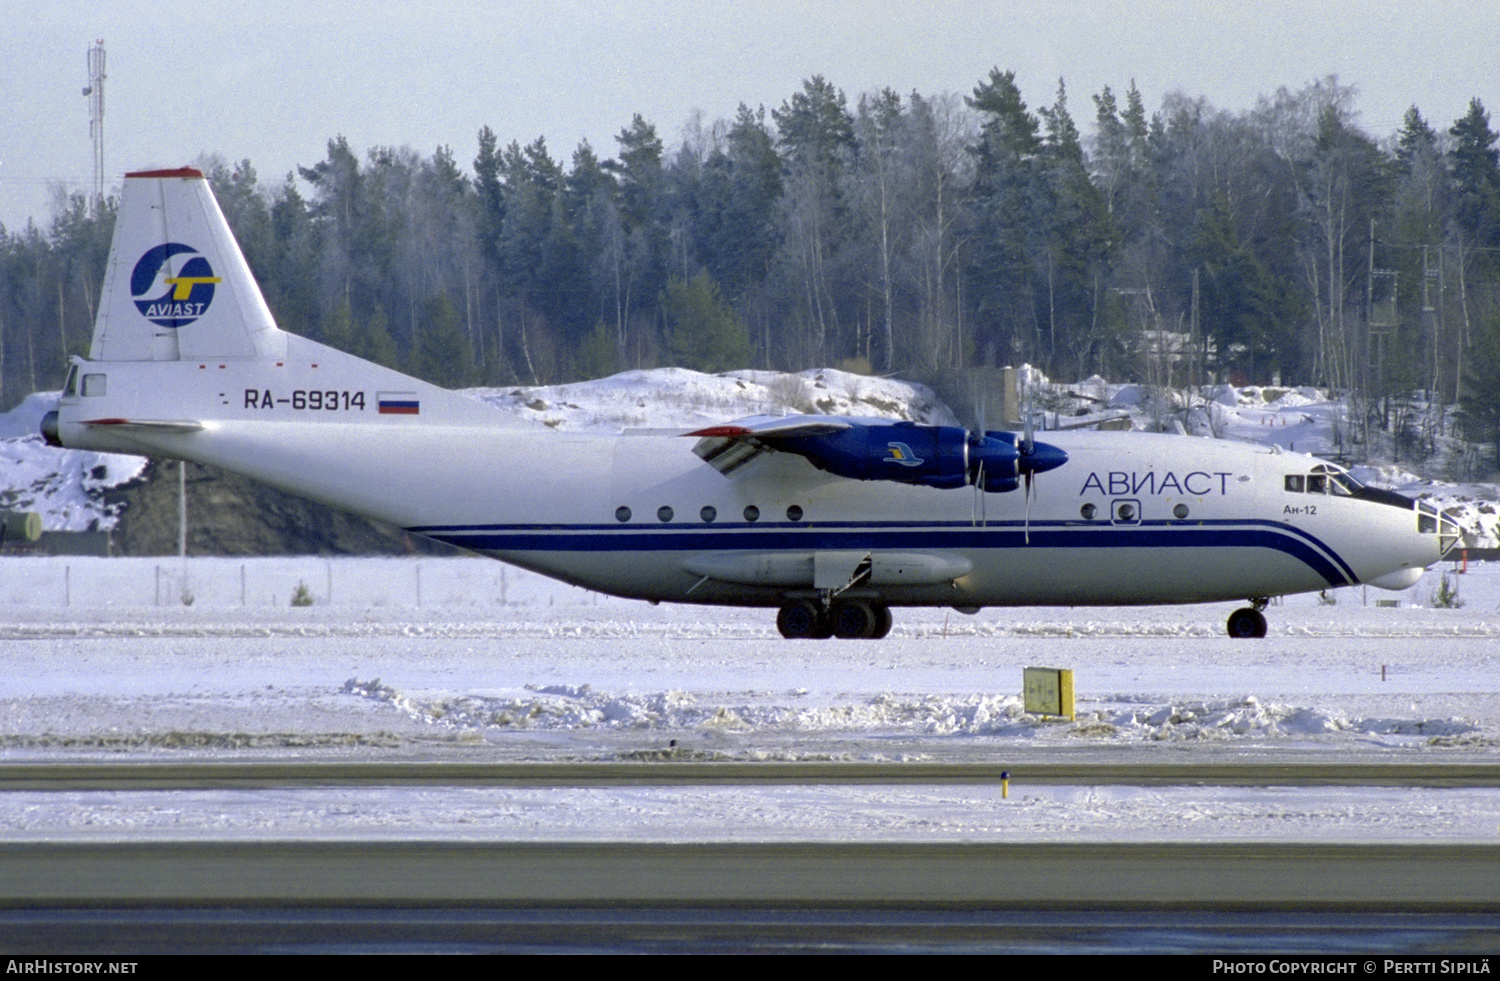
[378, 391, 420, 415]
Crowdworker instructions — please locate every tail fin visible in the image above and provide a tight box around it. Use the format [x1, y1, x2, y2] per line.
[91, 168, 286, 363]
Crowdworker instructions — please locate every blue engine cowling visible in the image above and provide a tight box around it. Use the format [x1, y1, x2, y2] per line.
[972, 431, 1023, 493]
[779, 422, 1041, 492]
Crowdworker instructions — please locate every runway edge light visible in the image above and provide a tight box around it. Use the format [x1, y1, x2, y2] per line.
[1023, 666, 1074, 721]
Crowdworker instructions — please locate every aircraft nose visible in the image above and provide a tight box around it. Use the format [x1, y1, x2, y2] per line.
[1022, 440, 1068, 475]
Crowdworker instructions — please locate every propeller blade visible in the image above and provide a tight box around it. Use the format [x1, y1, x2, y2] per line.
[1024, 470, 1032, 544]
[1022, 372, 1034, 457]
[973, 461, 983, 526]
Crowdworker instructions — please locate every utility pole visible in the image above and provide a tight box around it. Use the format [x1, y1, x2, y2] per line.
[83, 40, 106, 212]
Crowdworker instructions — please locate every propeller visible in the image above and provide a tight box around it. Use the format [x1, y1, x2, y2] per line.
[1021, 369, 1034, 457]
[1013, 371, 1070, 543]
[974, 460, 986, 527]
[1023, 373, 1035, 542]
[963, 371, 1069, 533]
[972, 389, 988, 527]
[1024, 470, 1033, 543]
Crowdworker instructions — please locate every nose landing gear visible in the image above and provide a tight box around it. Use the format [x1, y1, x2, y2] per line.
[1226, 598, 1270, 638]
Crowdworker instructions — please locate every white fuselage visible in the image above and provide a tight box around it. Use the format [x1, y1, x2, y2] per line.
[54, 348, 1450, 612]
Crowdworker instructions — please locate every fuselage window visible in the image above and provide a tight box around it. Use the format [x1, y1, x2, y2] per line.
[1080, 503, 1097, 520]
[81, 373, 107, 397]
[1306, 474, 1327, 494]
[657, 506, 674, 522]
[1285, 475, 1305, 493]
[743, 505, 759, 522]
[786, 505, 804, 522]
[700, 505, 717, 523]
[614, 506, 632, 522]
[1173, 503, 1190, 519]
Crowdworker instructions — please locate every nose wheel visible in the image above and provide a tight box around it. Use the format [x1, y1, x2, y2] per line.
[1226, 605, 1268, 638]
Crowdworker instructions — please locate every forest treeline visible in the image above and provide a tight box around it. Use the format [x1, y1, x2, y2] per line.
[4, 71, 1500, 459]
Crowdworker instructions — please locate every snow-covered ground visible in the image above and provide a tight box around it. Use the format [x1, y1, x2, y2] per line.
[0, 555, 1496, 843]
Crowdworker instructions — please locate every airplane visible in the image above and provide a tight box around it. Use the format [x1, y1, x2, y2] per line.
[42, 168, 1461, 639]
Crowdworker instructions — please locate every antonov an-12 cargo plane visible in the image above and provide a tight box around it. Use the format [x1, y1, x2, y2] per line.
[43, 169, 1459, 638]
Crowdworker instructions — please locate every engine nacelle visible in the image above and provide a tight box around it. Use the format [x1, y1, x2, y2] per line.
[971, 431, 1022, 493]
[748, 420, 1067, 493]
[781, 423, 975, 489]
[780, 422, 1056, 493]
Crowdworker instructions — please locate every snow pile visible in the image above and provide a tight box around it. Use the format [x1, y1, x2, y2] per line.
[0, 392, 145, 531]
[336, 677, 1032, 736]
[1095, 695, 1478, 742]
[342, 678, 1480, 748]
[470, 367, 958, 433]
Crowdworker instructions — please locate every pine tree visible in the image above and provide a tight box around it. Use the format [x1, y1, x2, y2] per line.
[775, 77, 856, 364]
[662, 272, 751, 373]
[414, 293, 475, 388]
[966, 68, 1045, 366]
[1450, 99, 1500, 249]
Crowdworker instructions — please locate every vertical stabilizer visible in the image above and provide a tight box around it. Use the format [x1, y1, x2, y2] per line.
[91, 168, 286, 362]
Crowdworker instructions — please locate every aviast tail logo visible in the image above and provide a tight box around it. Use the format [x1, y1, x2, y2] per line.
[131, 243, 222, 328]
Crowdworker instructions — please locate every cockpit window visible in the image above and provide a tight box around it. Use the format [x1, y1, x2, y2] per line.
[1287, 464, 1362, 496]
[1314, 464, 1360, 496]
[1328, 472, 1358, 496]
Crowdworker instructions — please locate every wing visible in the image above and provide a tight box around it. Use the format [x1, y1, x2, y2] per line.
[687, 415, 853, 476]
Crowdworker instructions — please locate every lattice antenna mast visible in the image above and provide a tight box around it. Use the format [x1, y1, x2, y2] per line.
[84, 39, 106, 212]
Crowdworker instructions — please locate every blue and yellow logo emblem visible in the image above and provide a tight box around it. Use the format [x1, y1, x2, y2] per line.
[131, 243, 221, 328]
[884, 441, 924, 467]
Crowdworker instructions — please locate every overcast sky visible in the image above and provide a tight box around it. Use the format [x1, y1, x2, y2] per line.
[2, 0, 1494, 230]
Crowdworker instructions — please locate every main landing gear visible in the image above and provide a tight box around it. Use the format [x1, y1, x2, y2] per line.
[1226, 598, 1270, 638]
[777, 599, 893, 640]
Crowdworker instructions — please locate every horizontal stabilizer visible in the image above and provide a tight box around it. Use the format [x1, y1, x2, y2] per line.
[80, 418, 204, 433]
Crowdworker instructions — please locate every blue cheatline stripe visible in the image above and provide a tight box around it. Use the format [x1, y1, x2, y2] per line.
[405, 519, 1357, 588]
